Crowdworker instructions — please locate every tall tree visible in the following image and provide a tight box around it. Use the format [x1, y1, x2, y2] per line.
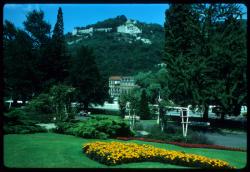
[23, 10, 52, 91]
[189, 4, 222, 121]
[210, 5, 247, 120]
[50, 7, 69, 83]
[4, 21, 38, 105]
[164, 4, 247, 121]
[163, 4, 200, 106]
[23, 10, 51, 48]
[69, 46, 108, 110]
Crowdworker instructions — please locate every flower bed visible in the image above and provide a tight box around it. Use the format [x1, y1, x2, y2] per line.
[83, 141, 235, 169]
[116, 137, 246, 152]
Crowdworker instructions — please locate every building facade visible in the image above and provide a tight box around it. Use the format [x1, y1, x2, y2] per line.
[72, 27, 112, 36]
[109, 76, 136, 99]
[117, 20, 142, 35]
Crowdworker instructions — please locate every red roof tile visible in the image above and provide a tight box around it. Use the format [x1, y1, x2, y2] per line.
[109, 76, 122, 80]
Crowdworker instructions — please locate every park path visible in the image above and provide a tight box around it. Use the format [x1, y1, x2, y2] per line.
[202, 131, 247, 149]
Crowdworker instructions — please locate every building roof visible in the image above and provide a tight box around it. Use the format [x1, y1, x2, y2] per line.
[109, 76, 122, 80]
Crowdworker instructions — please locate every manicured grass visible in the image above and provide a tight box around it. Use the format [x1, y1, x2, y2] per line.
[4, 133, 246, 168]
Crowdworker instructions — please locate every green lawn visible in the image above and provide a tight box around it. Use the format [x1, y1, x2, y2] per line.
[4, 133, 246, 168]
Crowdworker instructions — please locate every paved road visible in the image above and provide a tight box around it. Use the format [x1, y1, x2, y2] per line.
[202, 131, 247, 149]
[36, 123, 56, 130]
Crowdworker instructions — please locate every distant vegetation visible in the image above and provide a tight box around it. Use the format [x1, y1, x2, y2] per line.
[65, 15, 164, 77]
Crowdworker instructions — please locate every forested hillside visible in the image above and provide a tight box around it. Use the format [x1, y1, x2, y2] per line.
[65, 15, 164, 77]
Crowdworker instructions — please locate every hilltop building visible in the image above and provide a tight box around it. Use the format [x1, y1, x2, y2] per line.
[71, 18, 152, 45]
[72, 19, 141, 36]
[72, 27, 112, 36]
[117, 19, 142, 35]
[109, 76, 136, 99]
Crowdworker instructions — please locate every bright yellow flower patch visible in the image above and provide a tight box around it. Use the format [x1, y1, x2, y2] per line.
[82, 141, 235, 169]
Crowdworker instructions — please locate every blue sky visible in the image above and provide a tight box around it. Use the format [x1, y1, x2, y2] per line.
[3, 4, 169, 34]
[3, 4, 247, 34]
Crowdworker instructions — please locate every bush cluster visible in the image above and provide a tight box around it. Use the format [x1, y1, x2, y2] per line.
[83, 141, 235, 168]
[142, 124, 213, 145]
[4, 108, 47, 134]
[53, 116, 134, 139]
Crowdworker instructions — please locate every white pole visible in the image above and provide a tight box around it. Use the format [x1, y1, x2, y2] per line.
[132, 110, 134, 129]
[9, 101, 12, 109]
[157, 107, 160, 124]
[181, 109, 185, 137]
[185, 117, 188, 137]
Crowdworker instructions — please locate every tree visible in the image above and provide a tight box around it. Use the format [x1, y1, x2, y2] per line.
[69, 46, 108, 110]
[49, 84, 76, 121]
[164, 4, 247, 121]
[163, 4, 201, 107]
[23, 10, 51, 48]
[4, 21, 39, 105]
[134, 68, 169, 104]
[190, 4, 230, 120]
[23, 9, 52, 91]
[139, 89, 151, 120]
[210, 6, 247, 120]
[50, 7, 69, 83]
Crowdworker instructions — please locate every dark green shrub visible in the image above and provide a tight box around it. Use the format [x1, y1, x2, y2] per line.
[25, 93, 54, 122]
[142, 123, 213, 145]
[95, 132, 108, 139]
[134, 123, 144, 130]
[4, 122, 47, 134]
[53, 118, 134, 139]
[4, 108, 28, 124]
[4, 108, 47, 134]
[53, 122, 74, 134]
[187, 132, 213, 145]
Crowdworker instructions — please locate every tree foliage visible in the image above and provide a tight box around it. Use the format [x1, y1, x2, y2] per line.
[23, 10, 51, 48]
[49, 84, 76, 121]
[139, 89, 151, 120]
[50, 7, 69, 83]
[3, 21, 39, 103]
[69, 46, 108, 110]
[66, 17, 164, 77]
[164, 4, 247, 120]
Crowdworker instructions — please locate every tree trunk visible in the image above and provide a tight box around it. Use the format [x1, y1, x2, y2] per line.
[121, 105, 126, 118]
[203, 104, 209, 121]
[220, 112, 225, 121]
[233, 103, 241, 116]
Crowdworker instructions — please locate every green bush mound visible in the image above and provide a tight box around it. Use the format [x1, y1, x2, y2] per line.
[53, 116, 134, 139]
[4, 108, 47, 134]
[139, 124, 213, 145]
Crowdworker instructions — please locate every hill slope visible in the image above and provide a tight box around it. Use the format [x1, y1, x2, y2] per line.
[65, 15, 164, 77]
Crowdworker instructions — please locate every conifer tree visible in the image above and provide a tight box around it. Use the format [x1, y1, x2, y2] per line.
[139, 89, 151, 120]
[69, 46, 108, 110]
[50, 7, 69, 84]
